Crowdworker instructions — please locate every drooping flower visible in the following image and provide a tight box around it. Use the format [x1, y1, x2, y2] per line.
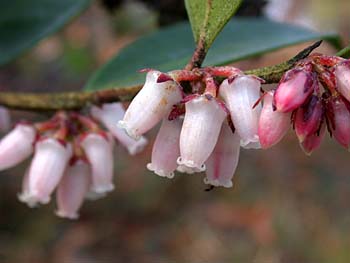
[334, 61, 350, 102]
[219, 75, 262, 149]
[274, 68, 315, 113]
[258, 91, 291, 148]
[118, 70, 182, 139]
[56, 160, 91, 219]
[81, 133, 114, 194]
[327, 96, 350, 148]
[147, 118, 182, 178]
[19, 138, 72, 206]
[177, 95, 226, 171]
[294, 95, 324, 143]
[0, 124, 36, 171]
[91, 103, 148, 155]
[300, 123, 326, 155]
[204, 123, 240, 188]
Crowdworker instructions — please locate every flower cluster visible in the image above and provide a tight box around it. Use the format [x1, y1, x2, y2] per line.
[119, 68, 263, 187]
[0, 105, 147, 219]
[120, 55, 350, 187]
[259, 54, 350, 154]
[1, 53, 350, 219]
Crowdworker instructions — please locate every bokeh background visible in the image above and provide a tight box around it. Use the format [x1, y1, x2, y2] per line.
[1, 0, 350, 262]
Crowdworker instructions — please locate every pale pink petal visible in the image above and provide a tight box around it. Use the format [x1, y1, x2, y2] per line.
[329, 97, 350, 148]
[258, 91, 291, 148]
[55, 161, 91, 220]
[91, 103, 148, 155]
[204, 123, 240, 188]
[118, 70, 182, 139]
[0, 124, 36, 171]
[335, 61, 350, 102]
[147, 118, 182, 178]
[24, 139, 72, 205]
[81, 133, 114, 194]
[18, 169, 38, 208]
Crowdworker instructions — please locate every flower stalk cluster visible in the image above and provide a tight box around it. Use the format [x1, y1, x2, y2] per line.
[0, 105, 147, 219]
[259, 54, 350, 154]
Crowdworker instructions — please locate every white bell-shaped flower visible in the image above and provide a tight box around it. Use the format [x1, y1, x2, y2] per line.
[91, 103, 148, 155]
[55, 161, 91, 220]
[19, 138, 72, 205]
[81, 133, 114, 194]
[178, 95, 226, 171]
[204, 123, 240, 188]
[0, 124, 36, 171]
[219, 75, 262, 149]
[118, 70, 182, 139]
[147, 118, 182, 178]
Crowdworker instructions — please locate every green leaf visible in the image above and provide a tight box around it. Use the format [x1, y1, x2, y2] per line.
[0, 0, 91, 66]
[185, 0, 242, 50]
[85, 18, 341, 91]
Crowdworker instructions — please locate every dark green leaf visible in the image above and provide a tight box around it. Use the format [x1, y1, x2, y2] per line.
[0, 0, 91, 66]
[85, 18, 341, 91]
[185, 0, 242, 50]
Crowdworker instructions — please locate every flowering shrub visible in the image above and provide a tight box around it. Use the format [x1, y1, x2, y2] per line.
[0, 0, 349, 219]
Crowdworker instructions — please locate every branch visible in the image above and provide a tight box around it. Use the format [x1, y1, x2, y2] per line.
[336, 44, 350, 58]
[0, 86, 142, 111]
[0, 41, 322, 112]
[245, 40, 322, 82]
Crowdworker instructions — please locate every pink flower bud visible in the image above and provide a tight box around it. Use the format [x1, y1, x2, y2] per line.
[328, 97, 350, 148]
[55, 161, 91, 220]
[147, 118, 182, 178]
[258, 91, 291, 148]
[274, 69, 314, 113]
[81, 133, 114, 194]
[0, 106, 11, 132]
[177, 95, 226, 171]
[19, 138, 72, 205]
[91, 103, 148, 155]
[118, 70, 182, 139]
[204, 123, 240, 188]
[294, 95, 324, 143]
[0, 124, 36, 171]
[300, 123, 325, 155]
[219, 75, 262, 149]
[334, 61, 350, 102]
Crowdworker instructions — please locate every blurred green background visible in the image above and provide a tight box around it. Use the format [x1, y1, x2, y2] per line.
[0, 0, 350, 262]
